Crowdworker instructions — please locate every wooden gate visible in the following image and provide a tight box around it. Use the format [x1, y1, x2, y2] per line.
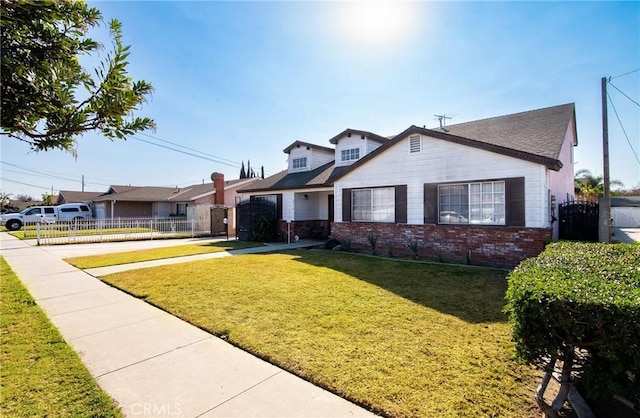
[210, 206, 227, 236]
[559, 200, 599, 242]
[236, 200, 277, 241]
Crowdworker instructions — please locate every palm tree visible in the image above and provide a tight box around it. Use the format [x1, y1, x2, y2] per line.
[574, 169, 624, 201]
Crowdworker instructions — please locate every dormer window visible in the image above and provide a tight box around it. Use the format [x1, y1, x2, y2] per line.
[292, 157, 307, 169]
[341, 148, 360, 162]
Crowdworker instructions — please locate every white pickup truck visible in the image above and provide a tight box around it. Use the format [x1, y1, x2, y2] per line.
[1, 203, 92, 231]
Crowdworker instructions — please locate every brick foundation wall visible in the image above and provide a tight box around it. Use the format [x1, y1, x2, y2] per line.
[330, 222, 551, 268]
[277, 220, 330, 241]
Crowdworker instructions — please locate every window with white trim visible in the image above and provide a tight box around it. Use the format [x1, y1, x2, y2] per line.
[292, 157, 307, 169]
[352, 187, 395, 222]
[409, 135, 421, 153]
[438, 181, 505, 225]
[341, 148, 360, 162]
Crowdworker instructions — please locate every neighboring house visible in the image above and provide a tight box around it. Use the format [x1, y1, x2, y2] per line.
[240, 103, 577, 267]
[611, 196, 640, 228]
[57, 190, 103, 205]
[82, 175, 260, 219]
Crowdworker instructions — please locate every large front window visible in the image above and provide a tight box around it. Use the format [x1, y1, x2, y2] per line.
[352, 187, 394, 222]
[439, 181, 505, 225]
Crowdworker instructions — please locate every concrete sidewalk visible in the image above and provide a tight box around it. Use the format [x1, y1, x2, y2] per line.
[0, 233, 375, 418]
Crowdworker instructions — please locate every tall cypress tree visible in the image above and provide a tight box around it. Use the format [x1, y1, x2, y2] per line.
[239, 161, 246, 179]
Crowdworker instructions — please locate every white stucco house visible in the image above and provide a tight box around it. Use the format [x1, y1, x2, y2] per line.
[239, 103, 577, 266]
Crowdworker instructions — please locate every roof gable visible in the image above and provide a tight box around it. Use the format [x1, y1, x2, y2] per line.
[283, 140, 334, 154]
[332, 103, 575, 182]
[328, 129, 388, 145]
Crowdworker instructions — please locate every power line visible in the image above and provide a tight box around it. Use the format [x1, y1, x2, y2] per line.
[130, 136, 241, 168]
[135, 132, 274, 176]
[1, 161, 80, 182]
[138, 133, 241, 167]
[607, 91, 640, 166]
[1, 177, 57, 191]
[608, 82, 640, 107]
[610, 68, 640, 80]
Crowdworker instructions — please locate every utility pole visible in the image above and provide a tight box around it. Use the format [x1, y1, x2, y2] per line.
[82, 175, 85, 192]
[599, 76, 612, 243]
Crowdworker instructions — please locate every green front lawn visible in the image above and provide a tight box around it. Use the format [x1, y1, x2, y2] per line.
[0, 258, 122, 417]
[101, 250, 539, 417]
[65, 240, 262, 268]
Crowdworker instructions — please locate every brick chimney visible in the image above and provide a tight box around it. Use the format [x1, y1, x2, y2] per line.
[211, 172, 225, 205]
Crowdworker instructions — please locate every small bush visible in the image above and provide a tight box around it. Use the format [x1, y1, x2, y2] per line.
[367, 232, 378, 255]
[251, 216, 276, 242]
[505, 242, 640, 409]
[406, 239, 420, 259]
[341, 239, 352, 252]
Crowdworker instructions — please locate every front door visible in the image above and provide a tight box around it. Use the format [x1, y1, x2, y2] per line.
[328, 194, 334, 235]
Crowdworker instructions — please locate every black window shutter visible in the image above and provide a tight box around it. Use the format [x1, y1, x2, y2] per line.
[276, 194, 283, 220]
[395, 185, 407, 223]
[424, 183, 438, 224]
[506, 177, 525, 226]
[342, 188, 352, 222]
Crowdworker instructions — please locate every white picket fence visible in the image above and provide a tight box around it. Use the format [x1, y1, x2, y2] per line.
[27, 217, 211, 245]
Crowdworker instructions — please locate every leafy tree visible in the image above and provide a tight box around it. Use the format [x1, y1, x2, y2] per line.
[41, 193, 53, 205]
[1, 0, 155, 156]
[574, 169, 624, 200]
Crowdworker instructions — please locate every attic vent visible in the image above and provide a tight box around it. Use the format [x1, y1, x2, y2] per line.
[409, 135, 421, 154]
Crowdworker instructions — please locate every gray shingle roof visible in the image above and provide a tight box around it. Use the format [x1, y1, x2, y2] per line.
[238, 162, 348, 192]
[331, 103, 576, 182]
[441, 103, 576, 161]
[91, 179, 258, 203]
[57, 190, 104, 204]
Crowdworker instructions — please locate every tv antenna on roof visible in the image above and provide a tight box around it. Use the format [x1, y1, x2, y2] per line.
[434, 114, 452, 131]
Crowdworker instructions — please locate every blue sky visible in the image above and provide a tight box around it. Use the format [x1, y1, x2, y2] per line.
[2, 1, 639, 200]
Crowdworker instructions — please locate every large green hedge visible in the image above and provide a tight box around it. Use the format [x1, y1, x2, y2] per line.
[505, 242, 640, 403]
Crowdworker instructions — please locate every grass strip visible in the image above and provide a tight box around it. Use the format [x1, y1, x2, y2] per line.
[0, 257, 122, 417]
[65, 240, 263, 269]
[10, 227, 152, 240]
[102, 249, 539, 417]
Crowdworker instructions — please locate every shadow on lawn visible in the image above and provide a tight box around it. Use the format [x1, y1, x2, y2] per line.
[287, 249, 510, 324]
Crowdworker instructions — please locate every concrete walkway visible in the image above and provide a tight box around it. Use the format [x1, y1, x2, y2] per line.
[0, 233, 375, 418]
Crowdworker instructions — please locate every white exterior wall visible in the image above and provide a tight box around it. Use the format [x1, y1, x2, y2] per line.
[287, 146, 333, 172]
[335, 134, 548, 227]
[293, 190, 331, 220]
[366, 139, 384, 154]
[547, 119, 577, 238]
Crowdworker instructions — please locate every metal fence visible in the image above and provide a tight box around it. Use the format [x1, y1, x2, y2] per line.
[26, 217, 211, 245]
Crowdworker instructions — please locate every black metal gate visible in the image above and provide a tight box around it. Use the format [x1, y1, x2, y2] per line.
[210, 206, 227, 236]
[236, 200, 277, 241]
[559, 200, 599, 242]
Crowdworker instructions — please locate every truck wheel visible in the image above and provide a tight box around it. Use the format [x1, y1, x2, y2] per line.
[6, 220, 22, 231]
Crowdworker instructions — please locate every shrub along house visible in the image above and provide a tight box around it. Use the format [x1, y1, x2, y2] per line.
[240, 103, 577, 266]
